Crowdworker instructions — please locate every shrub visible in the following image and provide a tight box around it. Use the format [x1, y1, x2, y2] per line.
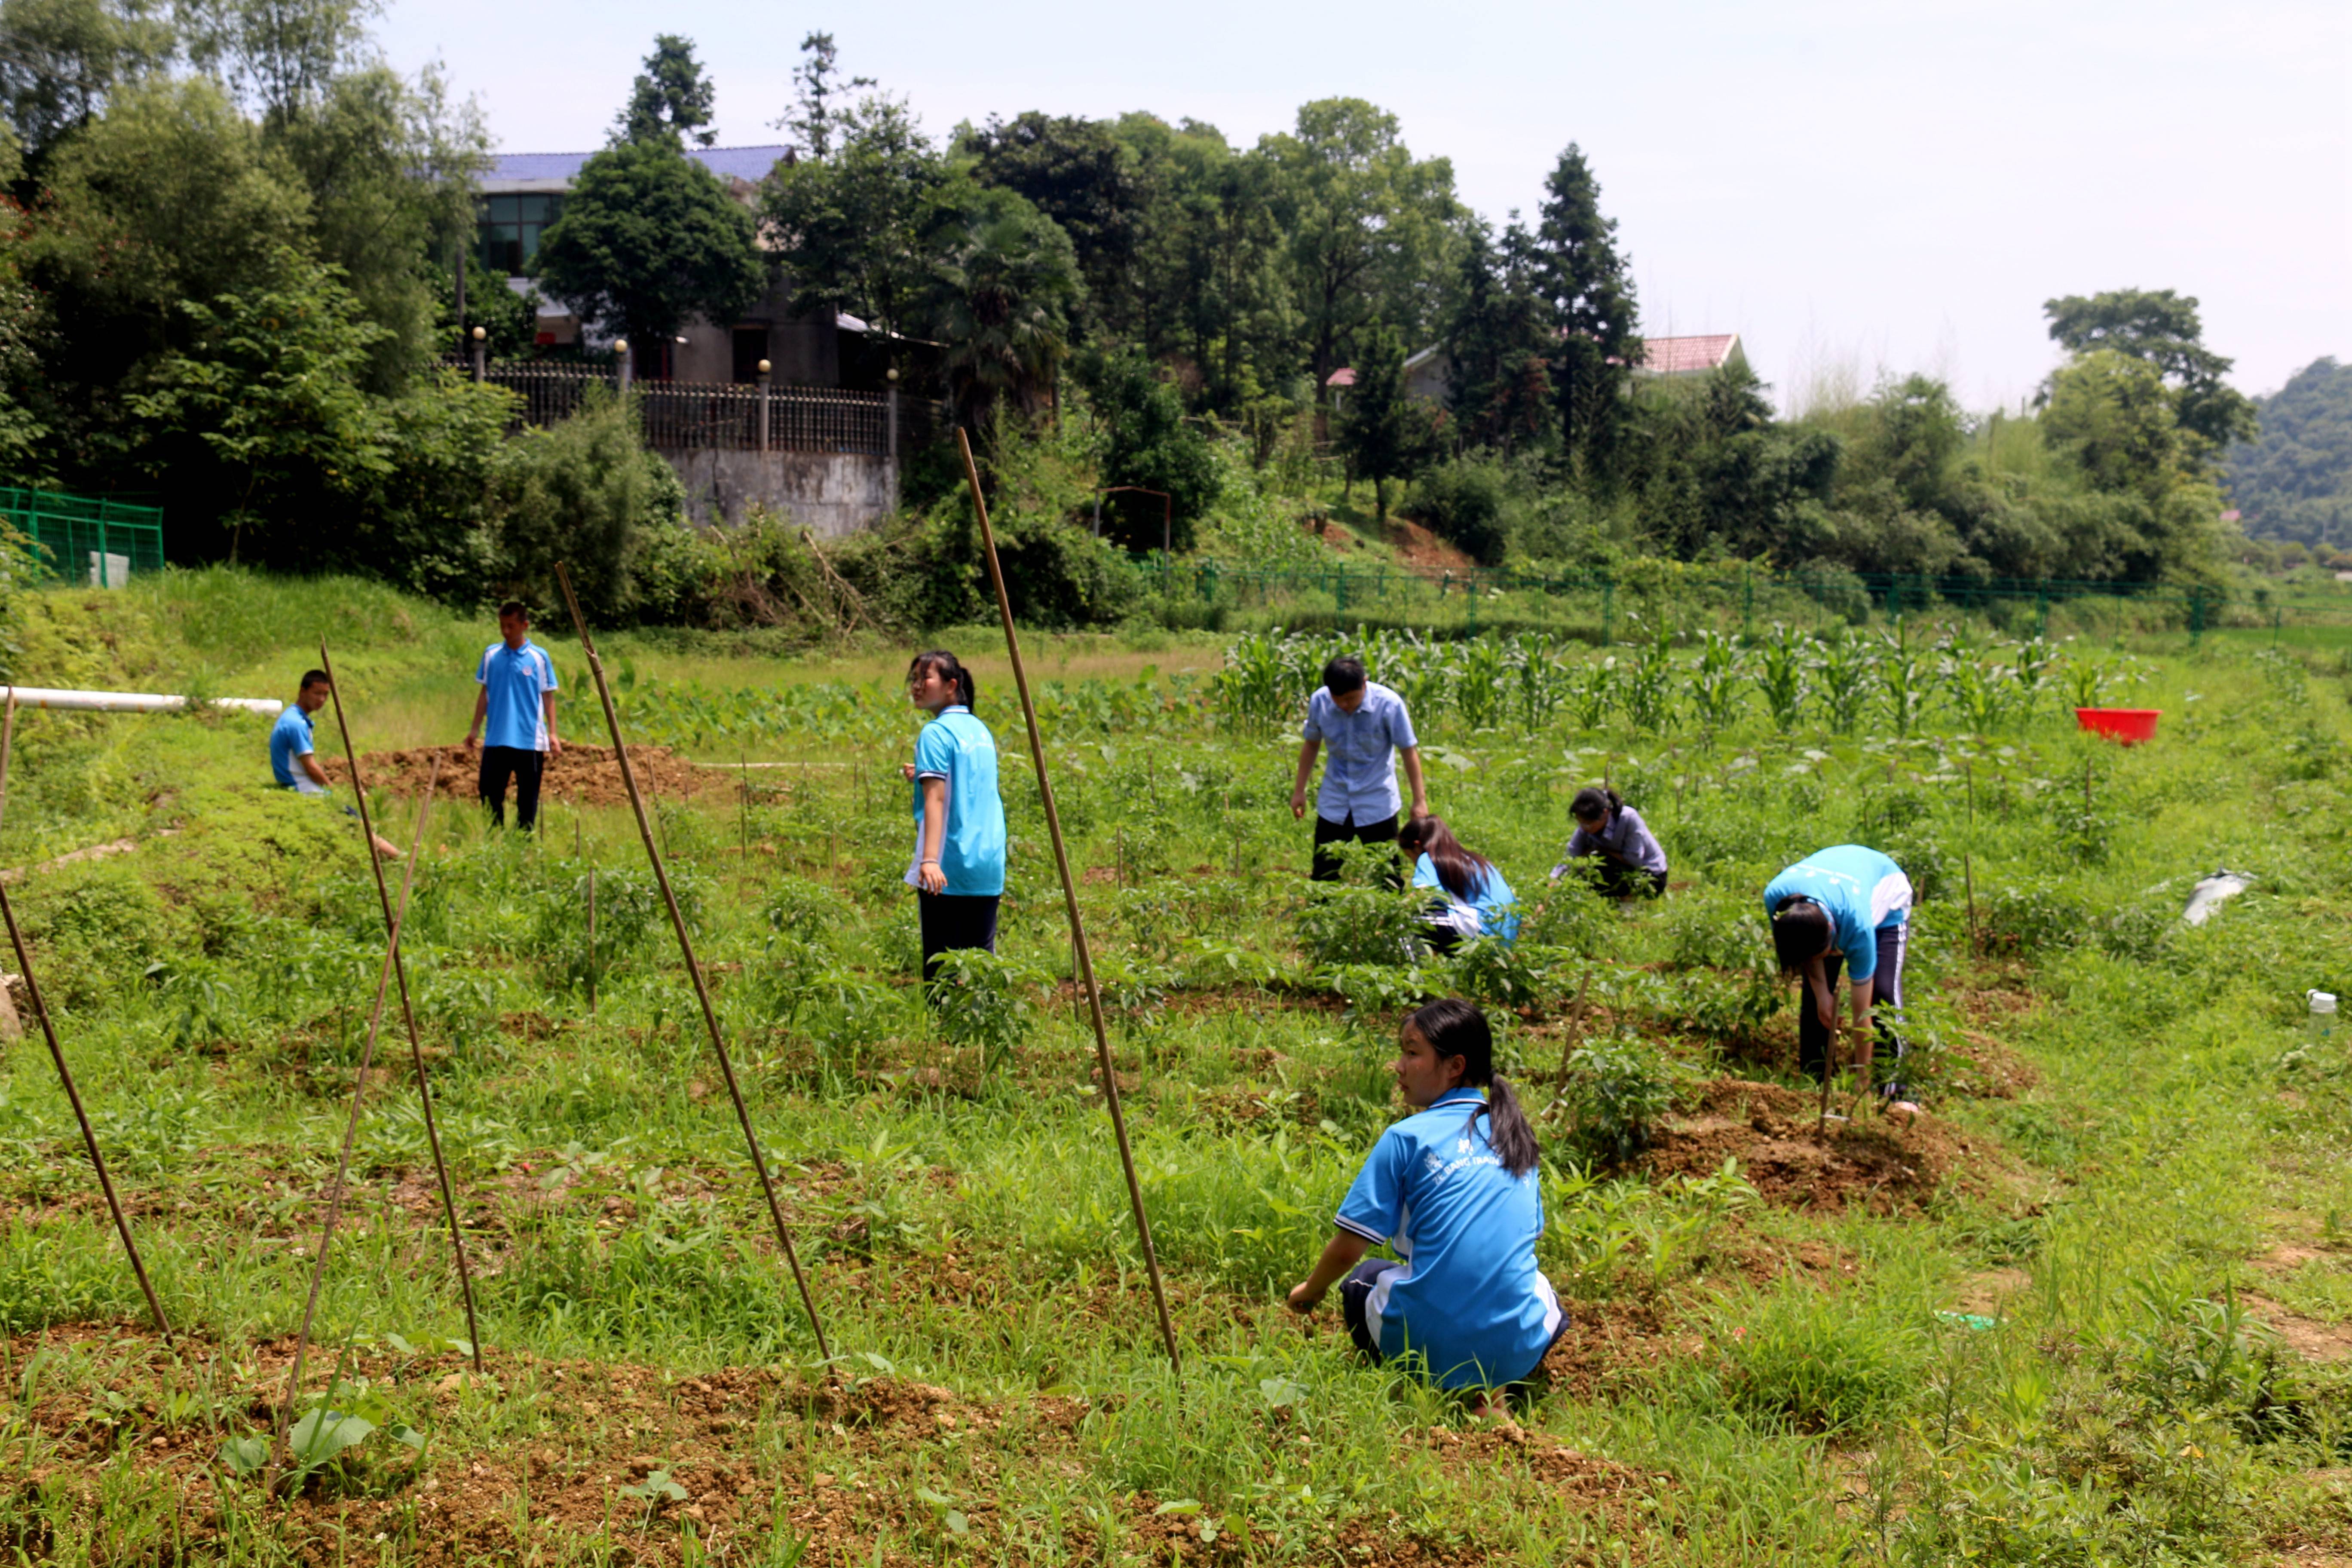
[488, 386, 683, 622]
[1407, 456, 1511, 565]
[1558, 1033, 1686, 1165]
[1714, 1289, 1917, 1433]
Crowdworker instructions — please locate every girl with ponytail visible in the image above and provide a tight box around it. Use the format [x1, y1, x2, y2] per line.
[901, 651, 1007, 987]
[1286, 998, 1564, 1412]
[1553, 784, 1668, 901]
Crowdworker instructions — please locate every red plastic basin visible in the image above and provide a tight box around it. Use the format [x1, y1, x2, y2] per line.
[2076, 707, 2162, 744]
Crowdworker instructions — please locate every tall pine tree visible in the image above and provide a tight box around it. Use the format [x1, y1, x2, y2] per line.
[1447, 215, 1553, 452]
[1339, 323, 1437, 522]
[1533, 144, 1641, 484]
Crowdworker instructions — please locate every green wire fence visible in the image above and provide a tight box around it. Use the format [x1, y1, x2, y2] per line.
[1127, 556, 2352, 648]
[0, 488, 165, 587]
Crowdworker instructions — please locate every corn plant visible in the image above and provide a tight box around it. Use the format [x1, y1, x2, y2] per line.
[1687, 630, 1745, 733]
[1454, 635, 1510, 730]
[1877, 623, 1931, 737]
[1215, 631, 1289, 730]
[1752, 623, 1810, 732]
[1620, 620, 1678, 733]
[1510, 631, 1566, 728]
[1565, 655, 1615, 730]
[1816, 631, 1874, 733]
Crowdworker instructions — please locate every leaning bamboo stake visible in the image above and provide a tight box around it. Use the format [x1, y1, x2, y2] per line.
[316, 644, 483, 1369]
[0, 689, 17, 840]
[0, 885, 173, 1344]
[276, 755, 440, 1475]
[552, 562, 831, 1363]
[956, 429, 1183, 1376]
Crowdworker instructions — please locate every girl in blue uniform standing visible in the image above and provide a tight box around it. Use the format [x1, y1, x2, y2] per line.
[901, 651, 1008, 987]
[1397, 815, 1518, 953]
[1287, 998, 1564, 1414]
[1763, 844, 1913, 1099]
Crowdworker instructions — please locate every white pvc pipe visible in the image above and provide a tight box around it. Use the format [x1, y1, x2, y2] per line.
[2, 685, 283, 717]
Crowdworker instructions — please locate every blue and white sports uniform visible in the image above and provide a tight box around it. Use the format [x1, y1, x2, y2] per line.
[1761, 845, 1911, 981]
[1411, 854, 1520, 943]
[1335, 1087, 1562, 1389]
[906, 705, 1007, 897]
[475, 639, 560, 751]
[269, 704, 320, 792]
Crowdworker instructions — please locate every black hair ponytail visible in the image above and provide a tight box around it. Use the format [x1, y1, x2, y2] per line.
[1770, 897, 1832, 977]
[1408, 997, 1540, 1177]
[908, 649, 977, 709]
[1570, 785, 1623, 822]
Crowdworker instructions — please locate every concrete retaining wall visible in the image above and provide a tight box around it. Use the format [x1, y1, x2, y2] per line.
[660, 449, 898, 536]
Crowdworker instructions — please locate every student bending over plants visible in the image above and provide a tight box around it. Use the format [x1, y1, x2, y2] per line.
[901, 650, 1007, 988]
[1764, 843, 1919, 1114]
[1397, 815, 1519, 955]
[1551, 785, 1667, 901]
[1286, 998, 1565, 1415]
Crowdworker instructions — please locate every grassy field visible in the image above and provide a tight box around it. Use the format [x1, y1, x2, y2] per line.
[2, 569, 2350, 1565]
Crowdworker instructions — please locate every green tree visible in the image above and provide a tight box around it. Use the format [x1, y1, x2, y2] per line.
[1116, 113, 1295, 418]
[26, 75, 312, 393]
[2043, 288, 2257, 456]
[1446, 216, 1552, 451]
[1081, 347, 1218, 549]
[535, 138, 764, 353]
[124, 249, 395, 562]
[1532, 142, 1641, 484]
[774, 30, 870, 159]
[934, 187, 1079, 426]
[0, 0, 172, 165]
[763, 94, 944, 349]
[489, 383, 681, 622]
[1264, 98, 1461, 401]
[616, 33, 716, 149]
[1338, 323, 1440, 522]
[2039, 349, 2227, 582]
[2228, 357, 2352, 548]
[961, 111, 1144, 342]
[178, 0, 376, 129]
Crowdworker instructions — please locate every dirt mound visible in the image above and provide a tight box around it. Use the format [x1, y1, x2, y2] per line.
[324, 744, 718, 807]
[1639, 1077, 1981, 1214]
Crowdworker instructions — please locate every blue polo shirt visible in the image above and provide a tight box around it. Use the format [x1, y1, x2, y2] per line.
[907, 706, 1006, 897]
[269, 704, 313, 788]
[1762, 845, 1912, 982]
[1412, 854, 1520, 943]
[1335, 1087, 1562, 1389]
[476, 638, 559, 751]
[1302, 681, 1419, 824]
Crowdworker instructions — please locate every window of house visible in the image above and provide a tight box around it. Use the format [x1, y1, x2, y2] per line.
[732, 327, 770, 383]
[477, 193, 563, 276]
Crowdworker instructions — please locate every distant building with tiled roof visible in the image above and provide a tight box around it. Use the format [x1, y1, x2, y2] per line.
[1633, 334, 1745, 378]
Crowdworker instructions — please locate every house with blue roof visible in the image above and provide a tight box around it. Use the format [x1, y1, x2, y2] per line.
[476, 144, 849, 387]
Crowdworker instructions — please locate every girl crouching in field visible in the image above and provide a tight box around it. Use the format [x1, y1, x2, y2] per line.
[1396, 815, 1518, 954]
[1552, 786, 1667, 901]
[901, 651, 1007, 987]
[1287, 999, 1564, 1414]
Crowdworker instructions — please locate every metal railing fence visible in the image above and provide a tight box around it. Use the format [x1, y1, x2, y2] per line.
[450, 361, 945, 459]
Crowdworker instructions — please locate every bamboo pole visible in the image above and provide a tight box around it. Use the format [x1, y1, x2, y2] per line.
[956, 429, 1182, 1375]
[317, 646, 482, 1369]
[552, 562, 831, 1363]
[0, 685, 172, 1344]
[0, 885, 173, 1344]
[277, 754, 440, 1471]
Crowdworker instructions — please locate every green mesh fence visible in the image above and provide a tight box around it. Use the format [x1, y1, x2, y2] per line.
[0, 488, 165, 587]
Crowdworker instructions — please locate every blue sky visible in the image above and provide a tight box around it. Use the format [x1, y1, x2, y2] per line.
[378, 0, 2350, 412]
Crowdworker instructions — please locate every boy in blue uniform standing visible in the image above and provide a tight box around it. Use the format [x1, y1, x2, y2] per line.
[901, 650, 1008, 987]
[1291, 655, 1427, 882]
[463, 600, 561, 831]
[1288, 998, 1563, 1414]
[1764, 844, 1914, 1100]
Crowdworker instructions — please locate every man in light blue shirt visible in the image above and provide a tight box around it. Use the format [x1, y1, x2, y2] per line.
[1290, 655, 1426, 882]
[463, 600, 561, 831]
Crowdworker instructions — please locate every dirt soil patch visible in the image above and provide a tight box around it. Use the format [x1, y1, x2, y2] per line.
[324, 745, 719, 807]
[1381, 514, 1480, 574]
[2241, 1294, 2352, 1363]
[1639, 1078, 1993, 1214]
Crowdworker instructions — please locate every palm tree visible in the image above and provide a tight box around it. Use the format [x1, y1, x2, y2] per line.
[934, 193, 1080, 427]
